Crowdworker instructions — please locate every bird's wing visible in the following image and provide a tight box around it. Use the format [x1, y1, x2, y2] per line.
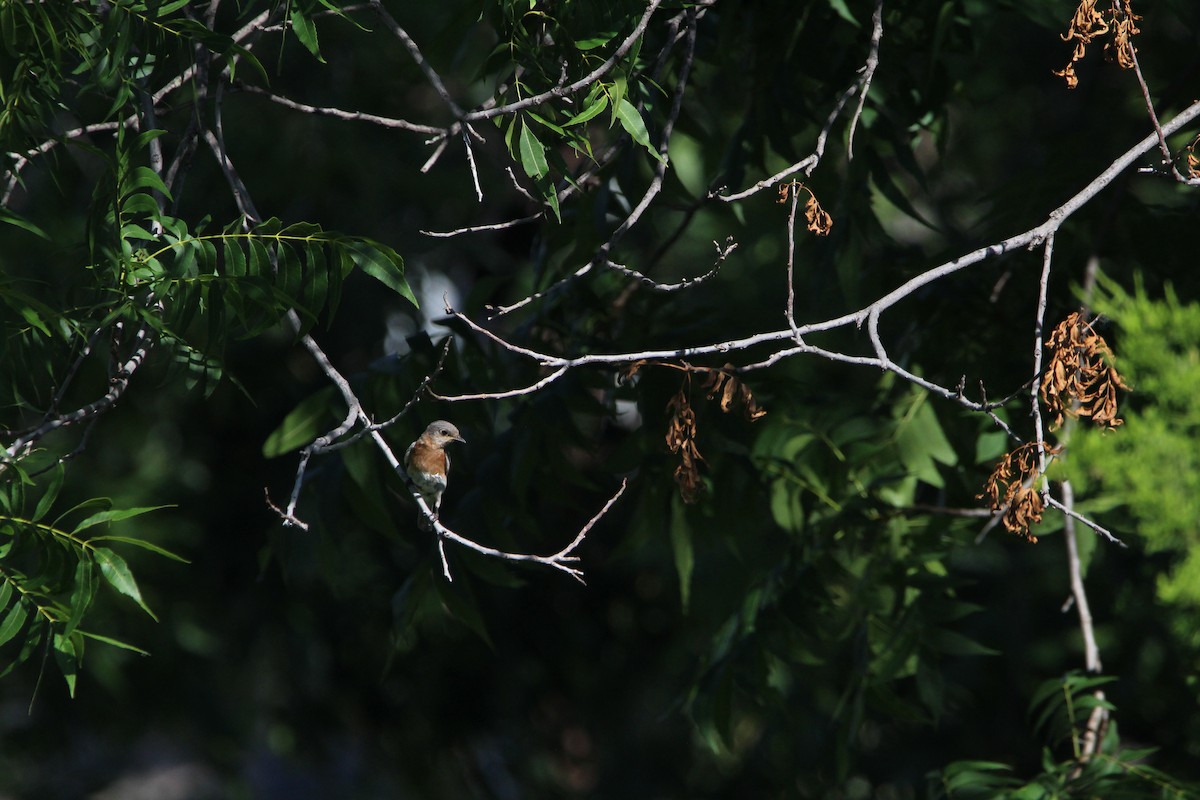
[403, 441, 415, 469]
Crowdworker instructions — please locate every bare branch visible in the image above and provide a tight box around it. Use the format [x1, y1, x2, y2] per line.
[1126, 45, 1194, 184]
[420, 213, 542, 239]
[429, 366, 569, 402]
[1045, 494, 1126, 547]
[462, 1, 665, 123]
[601, 236, 736, 292]
[461, 124, 484, 202]
[438, 102, 1200, 464]
[1031, 234, 1055, 480]
[429, 479, 629, 583]
[3, 122, 122, 206]
[784, 184, 804, 341]
[715, 41, 871, 202]
[237, 85, 445, 135]
[1060, 481, 1101, 671]
[2, 307, 158, 470]
[368, 0, 464, 118]
[847, 0, 884, 161]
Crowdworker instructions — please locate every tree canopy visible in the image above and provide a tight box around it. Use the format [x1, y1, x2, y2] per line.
[2, 0, 1199, 797]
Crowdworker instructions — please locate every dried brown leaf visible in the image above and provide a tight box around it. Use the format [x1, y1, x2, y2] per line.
[1040, 312, 1129, 430]
[1054, 1, 1141, 88]
[804, 194, 833, 236]
[978, 442, 1048, 541]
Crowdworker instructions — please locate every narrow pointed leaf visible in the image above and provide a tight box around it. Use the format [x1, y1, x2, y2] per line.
[88, 535, 189, 563]
[518, 121, 549, 179]
[344, 240, 415, 306]
[615, 98, 666, 163]
[31, 463, 65, 522]
[93, 547, 158, 621]
[73, 505, 170, 533]
[290, 10, 326, 62]
[0, 600, 28, 648]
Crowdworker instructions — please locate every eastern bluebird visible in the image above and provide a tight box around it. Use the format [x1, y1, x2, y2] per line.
[403, 420, 465, 530]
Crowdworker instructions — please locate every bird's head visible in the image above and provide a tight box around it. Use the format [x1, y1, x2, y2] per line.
[423, 420, 465, 448]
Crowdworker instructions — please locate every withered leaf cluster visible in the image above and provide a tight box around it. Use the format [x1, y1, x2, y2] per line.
[777, 181, 833, 236]
[1040, 311, 1131, 430]
[978, 442, 1049, 541]
[701, 367, 768, 421]
[1053, 0, 1141, 89]
[665, 389, 704, 504]
[626, 361, 767, 504]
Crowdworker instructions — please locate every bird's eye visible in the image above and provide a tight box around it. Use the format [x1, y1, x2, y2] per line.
[440, 429, 450, 436]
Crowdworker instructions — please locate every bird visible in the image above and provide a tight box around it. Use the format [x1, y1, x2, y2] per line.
[403, 420, 465, 531]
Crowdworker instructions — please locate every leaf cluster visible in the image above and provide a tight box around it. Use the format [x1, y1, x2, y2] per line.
[0, 464, 180, 696]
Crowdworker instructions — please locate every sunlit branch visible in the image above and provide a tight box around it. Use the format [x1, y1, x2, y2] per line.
[1127, 46, 1196, 184]
[429, 366, 569, 402]
[428, 479, 629, 583]
[1031, 234, 1055, 479]
[601, 236, 736, 292]
[847, 0, 884, 161]
[420, 213, 542, 238]
[441, 101, 1200, 496]
[784, 184, 803, 341]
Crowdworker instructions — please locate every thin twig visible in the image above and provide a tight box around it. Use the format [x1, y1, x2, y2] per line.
[784, 182, 803, 340]
[368, 0, 464, 118]
[1031, 234, 1055, 480]
[462, 1, 665, 122]
[1061, 481, 1101, 671]
[431, 479, 628, 583]
[846, 0, 884, 161]
[237, 85, 445, 135]
[1045, 494, 1126, 547]
[1127, 45, 1190, 182]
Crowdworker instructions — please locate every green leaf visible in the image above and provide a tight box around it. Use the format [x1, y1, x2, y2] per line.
[608, 77, 627, 124]
[128, 166, 172, 200]
[564, 94, 609, 127]
[895, 391, 957, 488]
[31, 463, 64, 522]
[669, 496, 694, 613]
[518, 121, 549, 179]
[922, 628, 998, 656]
[344, 240, 416, 307]
[88, 535, 188, 563]
[78, 629, 150, 656]
[974, 429, 1009, 464]
[0, 209, 49, 240]
[434, 579, 494, 648]
[536, 175, 561, 222]
[866, 148, 939, 231]
[0, 600, 28, 648]
[72, 505, 170, 534]
[825, 0, 861, 26]
[615, 98, 666, 163]
[64, 558, 96, 637]
[19, 304, 52, 337]
[93, 546, 157, 621]
[52, 632, 78, 697]
[574, 31, 617, 50]
[262, 386, 335, 457]
[290, 10, 326, 63]
[527, 111, 565, 136]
